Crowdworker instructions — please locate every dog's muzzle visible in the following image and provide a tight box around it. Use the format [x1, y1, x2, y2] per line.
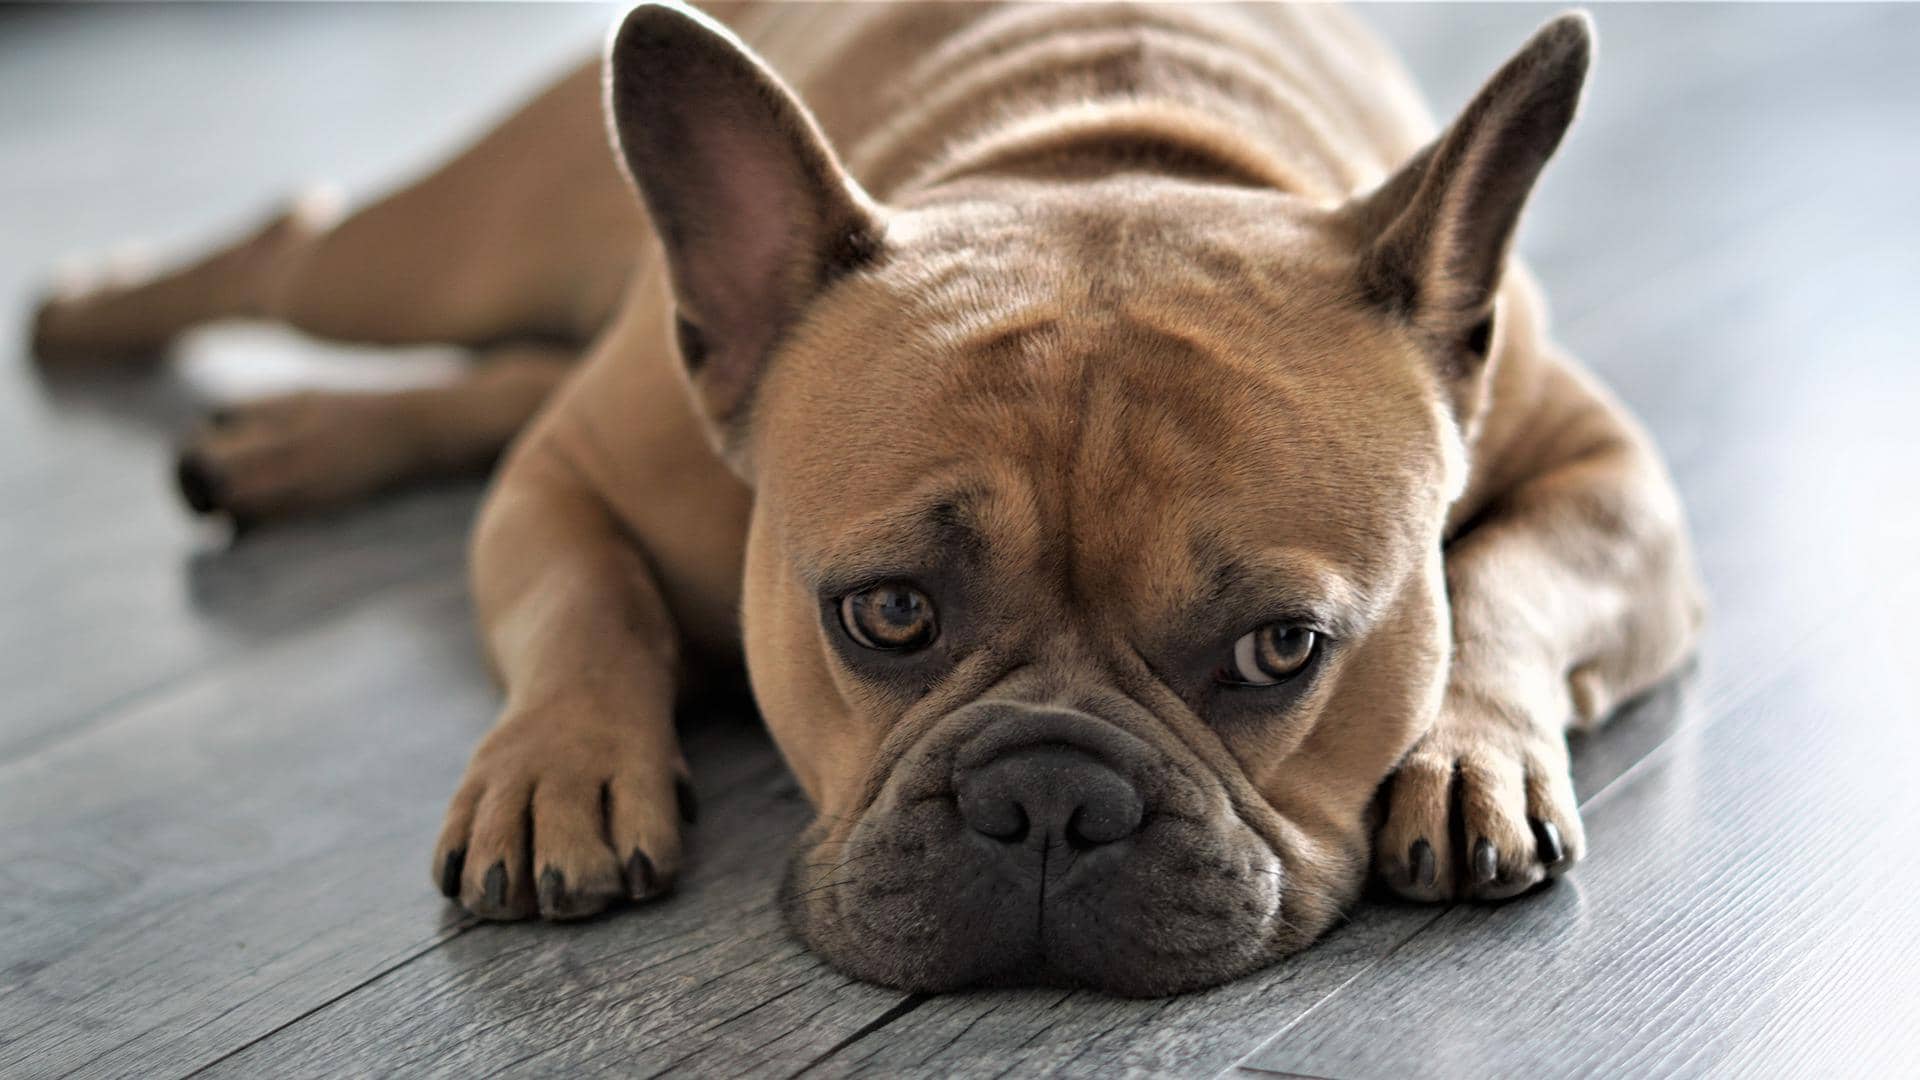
[785, 698, 1288, 996]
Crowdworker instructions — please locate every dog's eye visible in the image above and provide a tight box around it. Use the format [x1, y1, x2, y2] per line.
[839, 583, 938, 651]
[1220, 623, 1318, 686]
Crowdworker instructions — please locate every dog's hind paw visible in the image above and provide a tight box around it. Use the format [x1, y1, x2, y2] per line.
[173, 391, 421, 522]
[431, 703, 692, 922]
[1373, 693, 1585, 903]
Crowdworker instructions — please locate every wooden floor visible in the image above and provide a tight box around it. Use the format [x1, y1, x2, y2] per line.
[4, 4, 1917, 1077]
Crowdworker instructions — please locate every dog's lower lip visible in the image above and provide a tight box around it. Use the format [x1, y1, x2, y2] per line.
[796, 794, 1294, 992]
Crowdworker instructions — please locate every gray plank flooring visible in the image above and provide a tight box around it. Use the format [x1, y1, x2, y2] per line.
[2, 4, 1915, 1078]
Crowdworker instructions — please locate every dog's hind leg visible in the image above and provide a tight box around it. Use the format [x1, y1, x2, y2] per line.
[31, 56, 639, 518]
[30, 55, 639, 363]
[30, 193, 344, 368]
[173, 343, 573, 521]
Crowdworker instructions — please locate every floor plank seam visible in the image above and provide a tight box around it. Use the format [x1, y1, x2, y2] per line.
[50, 917, 361, 1078]
[786, 993, 928, 1078]
[622, 976, 820, 1079]
[175, 917, 477, 1079]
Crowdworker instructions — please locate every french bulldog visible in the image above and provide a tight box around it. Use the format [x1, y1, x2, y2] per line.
[31, 2, 1702, 996]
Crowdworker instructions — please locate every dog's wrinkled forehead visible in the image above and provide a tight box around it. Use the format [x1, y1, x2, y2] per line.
[762, 185, 1456, 622]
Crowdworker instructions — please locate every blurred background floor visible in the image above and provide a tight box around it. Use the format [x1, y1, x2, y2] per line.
[3, 4, 1917, 1077]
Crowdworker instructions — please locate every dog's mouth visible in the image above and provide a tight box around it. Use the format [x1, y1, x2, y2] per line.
[779, 704, 1305, 996]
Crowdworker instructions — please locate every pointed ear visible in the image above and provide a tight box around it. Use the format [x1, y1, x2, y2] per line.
[607, 1, 882, 432]
[1347, 13, 1591, 377]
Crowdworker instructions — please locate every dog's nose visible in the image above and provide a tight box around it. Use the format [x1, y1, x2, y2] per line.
[957, 746, 1144, 849]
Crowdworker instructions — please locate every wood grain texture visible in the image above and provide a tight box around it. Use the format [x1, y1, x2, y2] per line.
[0, 579, 798, 1079]
[3, 4, 1916, 1078]
[0, 584, 484, 1077]
[194, 756, 906, 1080]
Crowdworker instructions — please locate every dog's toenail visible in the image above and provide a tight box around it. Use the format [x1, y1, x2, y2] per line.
[1471, 838, 1498, 884]
[483, 861, 508, 908]
[438, 847, 465, 898]
[209, 407, 237, 429]
[1533, 819, 1565, 865]
[676, 777, 699, 825]
[537, 866, 566, 913]
[1410, 838, 1436, 887]
[627, 848, 656, 899]
[175, 453, 222, 514]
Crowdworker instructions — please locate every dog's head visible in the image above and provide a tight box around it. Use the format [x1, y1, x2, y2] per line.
[608, 3, 1591, 995]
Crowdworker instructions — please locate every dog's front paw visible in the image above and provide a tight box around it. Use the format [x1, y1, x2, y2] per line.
[431, 706, 694, 921]
[1374, 695, 1584, 902]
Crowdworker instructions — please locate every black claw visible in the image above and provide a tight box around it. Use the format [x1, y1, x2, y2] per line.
[438, 847, 465, 898]
[1534, 818, 1566, 866]
[483, 861, 508, 909]
[1409, 838, 1436, 888]
[175, 453, 222, 514]
[627, 848, 656, 900]
[537, 866, 566, 914]
[1471, 838, 1498, 885]
[676, 777, 699, 825]
[208, 407, 238, 429]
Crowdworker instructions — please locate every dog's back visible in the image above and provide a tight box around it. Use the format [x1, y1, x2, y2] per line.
[724, 2, 1434, 207]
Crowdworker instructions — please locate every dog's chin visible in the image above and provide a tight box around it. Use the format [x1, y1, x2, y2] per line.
[781, 800, 1302, 997]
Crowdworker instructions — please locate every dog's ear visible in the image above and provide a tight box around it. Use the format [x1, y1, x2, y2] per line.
[1345, 13, 1591, 382]
[608, 1, 881, 435]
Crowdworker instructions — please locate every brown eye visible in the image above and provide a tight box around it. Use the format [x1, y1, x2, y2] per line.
[1224, 623, 1318, 686]
[839, 583, 937, 651]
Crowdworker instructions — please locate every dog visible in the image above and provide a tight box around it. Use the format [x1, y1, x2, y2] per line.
[31, 2, 1702, 996]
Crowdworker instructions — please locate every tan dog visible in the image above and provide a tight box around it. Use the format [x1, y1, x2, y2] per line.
[31, 2, 1702, 995]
